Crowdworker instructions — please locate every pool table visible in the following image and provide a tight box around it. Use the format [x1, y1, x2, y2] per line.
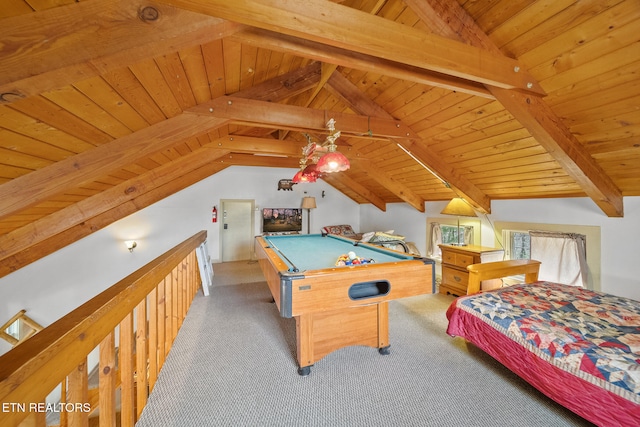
[255, 233, 435, 375]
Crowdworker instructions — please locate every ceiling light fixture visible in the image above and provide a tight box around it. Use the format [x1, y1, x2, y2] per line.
[292, 118, 350, 182]
[293, 163, 319, 183]
[315, 119, 350, 173]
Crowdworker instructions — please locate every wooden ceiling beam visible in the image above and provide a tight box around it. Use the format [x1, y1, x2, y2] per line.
[0, 115, 229, 220]
[189, 96, 419, 140]
[0, 147, 230, 266]
[231, 62, 322, 102]
[211, 135, 300, 157]
[209, 153, 297, 168]
[352, 159, 425, 212]
[0, 63, 323, 221]
[297, 0, 386, 110]
[321, 173, 387, 212]
[206, 132, 397, 213]
[160, 0, 543, 95]
[326, 71, 491, 213]
[207, 131, 400, 212]
[277, 62, 334, 141]
[404, 0, 623, 217]
[0, 62, 331, 273]
[232, 28, 493, 99]
[493, 88, 624, 217]
[0, 0, 243, 104]
[191, 97, 426, 211]
[0, 149, 231, 278]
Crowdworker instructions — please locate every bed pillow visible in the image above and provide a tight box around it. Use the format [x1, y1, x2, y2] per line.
[322, 224, 358, 238]
[369, 231, 405, 243]
[360, 231, 376, 242]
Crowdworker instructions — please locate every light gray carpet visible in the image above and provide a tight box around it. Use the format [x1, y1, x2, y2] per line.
[137, 261, 592, 426]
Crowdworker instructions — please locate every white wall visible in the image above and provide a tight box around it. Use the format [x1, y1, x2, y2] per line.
[360, 202, 428, 252]
[198, 166, 360, 261]
[361, 197, 640, 301]
[1, 165, 638, 355]
[0, 166, 359, 354]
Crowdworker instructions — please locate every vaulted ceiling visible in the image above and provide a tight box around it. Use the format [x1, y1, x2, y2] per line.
[1, 0, 639, 277]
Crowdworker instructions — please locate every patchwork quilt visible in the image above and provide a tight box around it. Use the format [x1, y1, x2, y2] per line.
[446, 282, 640, 426]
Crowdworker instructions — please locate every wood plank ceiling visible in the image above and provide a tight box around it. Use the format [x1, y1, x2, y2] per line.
[0, 0, 639, 276]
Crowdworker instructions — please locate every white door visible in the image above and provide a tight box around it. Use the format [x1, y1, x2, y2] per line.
[221, 200, 254, 262]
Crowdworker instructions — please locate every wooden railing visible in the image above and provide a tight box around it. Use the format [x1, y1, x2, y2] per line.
[0, 230, 208, 427]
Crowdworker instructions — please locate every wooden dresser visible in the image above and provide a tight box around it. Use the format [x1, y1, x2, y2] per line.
[438, 244, 504, 296]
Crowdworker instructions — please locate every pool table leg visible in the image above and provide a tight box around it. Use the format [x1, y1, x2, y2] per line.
[377, 302, 389, 349]
[296, 313, 314, 375]
[297, 366, 312, 376]
[294, 302, 391, 375]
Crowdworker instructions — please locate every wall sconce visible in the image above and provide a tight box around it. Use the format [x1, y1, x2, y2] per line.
[124, 240, 137, 252]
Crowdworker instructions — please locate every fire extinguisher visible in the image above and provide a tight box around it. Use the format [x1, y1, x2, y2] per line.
[212, 206, 218, 223]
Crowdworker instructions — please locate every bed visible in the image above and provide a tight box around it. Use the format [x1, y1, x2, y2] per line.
[446, 260, 640, 426]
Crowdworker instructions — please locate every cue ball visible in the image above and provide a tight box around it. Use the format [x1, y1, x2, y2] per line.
[348, 251, 357, 260]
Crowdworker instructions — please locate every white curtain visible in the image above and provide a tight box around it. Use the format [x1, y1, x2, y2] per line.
[530, 231, 587, 287]
[427, 222, 442, 258]
[463, 226, 474, 246]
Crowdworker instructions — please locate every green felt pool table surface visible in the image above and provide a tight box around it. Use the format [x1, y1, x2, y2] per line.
[261, 234, 413, 271]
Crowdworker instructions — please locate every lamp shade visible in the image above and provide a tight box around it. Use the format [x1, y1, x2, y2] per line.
[301, 196, 317, 209]
[302, 164, 319, 181]
[292, 170, 304, 183]
[316, 151, 350, 173]
[440, 198, 477, 217]
[293, 164, 319, 183]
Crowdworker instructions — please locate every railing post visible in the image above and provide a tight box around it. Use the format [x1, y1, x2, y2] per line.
[119, 313, 135, 427]
[147, 288, 158, 393]
[98, 332, 116, 427]
[135, 299, 148, 420]
[67, 358, 89, 427]
[157, 278, 167, 367]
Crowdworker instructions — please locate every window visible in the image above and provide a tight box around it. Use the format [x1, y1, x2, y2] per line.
[426, 218, 479, 259]
[503, 230, 530, 260]
[501, 229, 530, 283]
[441, 224, 463, 245]
[442, 224, 474, 245]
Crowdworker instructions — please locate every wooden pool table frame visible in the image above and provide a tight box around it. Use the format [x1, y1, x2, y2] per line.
[255, 235, 434, 375]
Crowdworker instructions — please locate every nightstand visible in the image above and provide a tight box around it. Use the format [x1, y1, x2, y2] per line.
[438, 244, 504, 296]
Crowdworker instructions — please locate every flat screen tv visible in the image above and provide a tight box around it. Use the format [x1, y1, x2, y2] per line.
[262, 208, 303, 234]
